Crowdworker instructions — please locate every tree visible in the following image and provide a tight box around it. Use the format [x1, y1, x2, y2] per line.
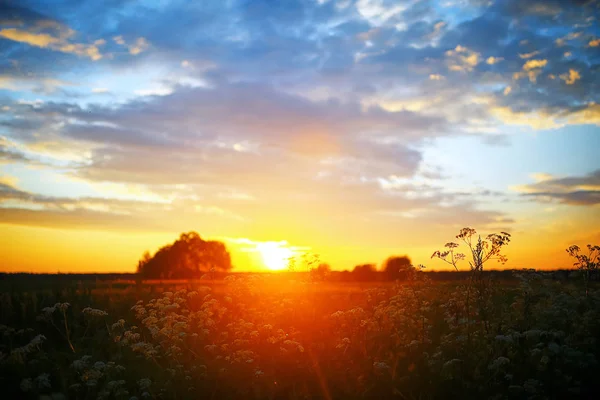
[352, 263, 377, 281]
[137, 251, 152, 273]
[382, 255, 414, 281]
[310, 263, 331, 281]
[137, 232, 232, 279]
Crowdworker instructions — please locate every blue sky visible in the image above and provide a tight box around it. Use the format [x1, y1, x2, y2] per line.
[1, 0, 599, 272]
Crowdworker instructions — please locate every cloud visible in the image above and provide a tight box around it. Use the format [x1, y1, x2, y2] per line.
[113, 36, 150, 55]
[0, 74, 72, 93]
[0, 28, 59, 47]
[0, 137, 29, 164]
[519, 51, 540, 59]
[0, 26, 104, 61]
[559, 68, 581, 85]
[0, 0, 597, 250]
[8, 82, 445, 153]
[513, 170, 600, 206]
[490, 106, 561, 130]
[522, 59, 548, 71]
[0, 178, 247, 230]
[445, 45, 480, 72]
[568, 103, 600, 126]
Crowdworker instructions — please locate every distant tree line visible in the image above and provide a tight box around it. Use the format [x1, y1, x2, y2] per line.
[305, 255, 415, 282]
[0, 269, 587, 284]
[330, 255, 415, 282]
[324, 268, 585, 283]
[137, 232, 232, 279]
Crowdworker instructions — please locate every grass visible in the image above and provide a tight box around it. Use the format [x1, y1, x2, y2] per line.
[1, 270, 599, 400]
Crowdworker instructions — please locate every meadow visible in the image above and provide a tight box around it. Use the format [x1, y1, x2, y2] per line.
[1, 230, 599, 400]
[1, 270, 599, 400]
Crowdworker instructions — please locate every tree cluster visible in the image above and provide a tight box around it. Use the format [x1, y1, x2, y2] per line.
[137, 232, 232, 279]
[336, 255, 415, 282]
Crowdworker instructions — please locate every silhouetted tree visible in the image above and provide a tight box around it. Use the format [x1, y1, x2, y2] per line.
[137, 251, 151, 273]
[310, 263, 331, 281]
[137, 232, 232, 279]
[383, 255, 414, 281]
[352, 263, 377, 281]
[337, 270, 352, 282]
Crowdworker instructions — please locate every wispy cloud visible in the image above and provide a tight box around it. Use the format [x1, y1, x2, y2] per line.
[513, 170, 600, 206]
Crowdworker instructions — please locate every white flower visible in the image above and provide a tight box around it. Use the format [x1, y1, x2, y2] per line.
[373, 361, 390, 370]
[93, 361, 106, 371]
[488, 357, 510, 370]
[138, 378, 152, 390]
[20, 378, 33, 392]
[495, 334, 513, 343]
[82, 307, 108, 317]
[35, 373, 52, 389]
[41, 306, 56, 315]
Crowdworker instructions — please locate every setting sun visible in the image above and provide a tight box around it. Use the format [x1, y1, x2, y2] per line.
[255, 241, 294, 271]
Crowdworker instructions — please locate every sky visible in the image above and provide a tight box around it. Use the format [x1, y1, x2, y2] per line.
[1, 0, 599, 273]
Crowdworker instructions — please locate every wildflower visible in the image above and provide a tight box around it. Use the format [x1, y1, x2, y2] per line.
[93, 361, 106, 371]
[204, 344, 217, 353]
[20, 378, 33, 392]
[112, 319, 126, 331]
[82, 307, 108, 317]
[495, 334, 513, 343]
[548, 342, 560, 354]
[373, 361, 390, 370]
[35, 373, 52, 389]
[336, 337, 351, 349]
[71, 355, 92, 371]
[41, 306, 56, 315]
[138, 378, 152, 390]
[441, 359, 463, 378]
[488, 356, 510, 370]
[523, 379, 539, 394]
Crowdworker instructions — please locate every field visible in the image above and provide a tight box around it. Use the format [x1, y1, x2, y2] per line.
[1, 270, 599, 400]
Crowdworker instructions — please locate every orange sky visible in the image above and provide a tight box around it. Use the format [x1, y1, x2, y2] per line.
[2, 203, 598, 273]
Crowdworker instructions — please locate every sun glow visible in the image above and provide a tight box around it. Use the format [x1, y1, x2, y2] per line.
[256, 241, 294, 271]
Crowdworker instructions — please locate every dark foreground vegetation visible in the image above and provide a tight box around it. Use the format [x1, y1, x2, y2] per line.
[0, 267, 590, 287]
[1, 228, 599, 400]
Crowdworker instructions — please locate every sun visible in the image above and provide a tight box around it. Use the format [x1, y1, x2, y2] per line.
[256, 242, 294, 271]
